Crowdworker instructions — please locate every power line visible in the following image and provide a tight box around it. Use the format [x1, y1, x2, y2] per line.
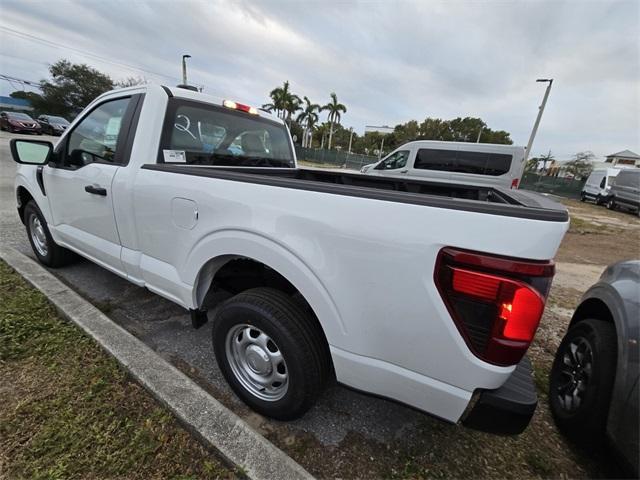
[0, 73, 40, 86]
[0, 74, 41, 92]
[0, 25, 181, 83]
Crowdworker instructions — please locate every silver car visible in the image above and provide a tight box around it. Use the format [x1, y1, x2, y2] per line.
[549, 260, 639, 475]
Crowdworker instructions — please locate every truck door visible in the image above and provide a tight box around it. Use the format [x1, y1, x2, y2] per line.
[44, 95, 141, 274]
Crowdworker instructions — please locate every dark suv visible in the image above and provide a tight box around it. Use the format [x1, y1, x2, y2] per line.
[607, 169, 640, 215]
[549, 260, 639, 475]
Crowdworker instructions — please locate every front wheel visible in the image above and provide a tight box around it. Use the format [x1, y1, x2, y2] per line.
[580, 192, 586, 202]
[212, 287, 330, 420]
[549, 318, 617, 447]
[606, 198, 616, 210]
[24, 201, 74, 268]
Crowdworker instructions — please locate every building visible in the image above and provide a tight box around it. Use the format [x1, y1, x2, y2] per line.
[0, 96, 34, 113]
[604, 149, 640, 168]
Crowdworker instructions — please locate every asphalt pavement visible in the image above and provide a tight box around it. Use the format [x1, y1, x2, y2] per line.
[0, 130, 428, 449]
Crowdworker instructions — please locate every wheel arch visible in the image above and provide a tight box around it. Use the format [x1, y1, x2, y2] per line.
[570, 297, 615, 329]
[185, 230, 346, 347]
[15, 173, 52, 225]
[16, 185, 34, 224]
[569, 290, 631, 435]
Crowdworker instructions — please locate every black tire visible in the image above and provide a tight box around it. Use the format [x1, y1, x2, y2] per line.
[211, 287, 330, 420]
[595, 194, 603, 205]
[606, 197, 616, 210]
[549, 318, 617, 447]
[23, 200, 75, 268]
[580, 192, 586, 202]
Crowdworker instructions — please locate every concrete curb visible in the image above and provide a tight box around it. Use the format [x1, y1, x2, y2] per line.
[0, 247, 314, 480]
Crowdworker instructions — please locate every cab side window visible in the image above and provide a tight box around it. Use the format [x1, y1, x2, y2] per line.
[375, 150, 409, 170]
[64, 97, 132, 168]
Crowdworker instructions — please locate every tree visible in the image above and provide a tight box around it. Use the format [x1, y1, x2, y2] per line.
[38, 60, 114, 117]
[262, 81, 300, 125]
[9, 90, 44, 107]
[322, 92, 347, 150]
[117, 76, 147, 88]
[525, 157, 540, 172]
[296, 96, 320, 148]
[564, 151, 595, 179]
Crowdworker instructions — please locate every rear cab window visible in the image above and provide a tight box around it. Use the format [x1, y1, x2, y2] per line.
[158, 99, 294, 168]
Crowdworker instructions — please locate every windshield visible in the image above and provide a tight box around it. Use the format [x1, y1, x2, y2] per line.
[159, 99, 294, 168]
[48, 116, 69, 125]
[8, 112, 34, 121]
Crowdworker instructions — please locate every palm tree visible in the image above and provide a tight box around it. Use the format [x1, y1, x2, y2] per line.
[262, 81, 301, 125]
[296, 96, 320, 148]
[322, 92, 347, 150]
[283, 94, 302, 127]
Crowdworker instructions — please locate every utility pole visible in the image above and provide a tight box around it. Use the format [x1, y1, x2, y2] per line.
[525, 78, 553, 160]
[182, 54, 191, 85]
[348, 127, 354, 154]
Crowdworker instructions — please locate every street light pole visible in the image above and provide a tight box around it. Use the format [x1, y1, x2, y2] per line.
[348, 127, 354, 154]
[525, 78, 553, 161]
[182, 54, 191, 85]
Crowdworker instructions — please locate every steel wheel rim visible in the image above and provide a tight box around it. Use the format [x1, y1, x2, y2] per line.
[29, 213, 48, 257]
[225, 324, 288, 401]
[556, 336, 593, 412]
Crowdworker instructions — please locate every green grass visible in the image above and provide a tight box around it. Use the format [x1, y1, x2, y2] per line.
[0, 261, 234, 479]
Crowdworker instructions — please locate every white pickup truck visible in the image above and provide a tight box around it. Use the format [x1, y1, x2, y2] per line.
[11, 85, 569, 434]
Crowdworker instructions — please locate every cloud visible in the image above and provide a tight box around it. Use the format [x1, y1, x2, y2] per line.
[0, 0, 637, 159]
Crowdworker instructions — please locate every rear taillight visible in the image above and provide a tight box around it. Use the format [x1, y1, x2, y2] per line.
[435, 247, 554, 366]
[511, 178, 519, 189]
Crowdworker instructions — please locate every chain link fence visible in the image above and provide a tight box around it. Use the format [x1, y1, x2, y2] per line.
[295, 146, 379, 171]
[519, 172, 586, 198]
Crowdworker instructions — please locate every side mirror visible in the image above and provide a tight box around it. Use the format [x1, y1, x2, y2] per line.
[10, 139, 53, 165]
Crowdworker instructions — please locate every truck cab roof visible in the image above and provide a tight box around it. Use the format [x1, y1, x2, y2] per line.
[93, 83, 284, 126]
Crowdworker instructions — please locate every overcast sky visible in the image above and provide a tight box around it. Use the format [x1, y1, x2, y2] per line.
[1, 0, 638, 160]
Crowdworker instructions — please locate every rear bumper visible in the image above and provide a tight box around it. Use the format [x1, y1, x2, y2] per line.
[462, 357, 538, 435]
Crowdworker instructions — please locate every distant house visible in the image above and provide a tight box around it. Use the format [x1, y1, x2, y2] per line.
[0, 96, 34, 113]
[604, 149, 640, 167]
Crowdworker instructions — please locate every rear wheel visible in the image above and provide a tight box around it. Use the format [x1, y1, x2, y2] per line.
[212, 287, 330, 420]
[549, 318, 617, 447]
[24, 201, 75, 268]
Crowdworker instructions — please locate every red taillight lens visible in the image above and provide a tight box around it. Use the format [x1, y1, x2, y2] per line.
[511, 178, 519, 189]
[436, 248, 553, 366]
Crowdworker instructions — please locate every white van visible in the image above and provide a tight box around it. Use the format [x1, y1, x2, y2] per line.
[581, 168, 622, 204]
[360, 141, 526, 189]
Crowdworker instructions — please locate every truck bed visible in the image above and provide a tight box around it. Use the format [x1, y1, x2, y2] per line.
[141, 164, 568, 222]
